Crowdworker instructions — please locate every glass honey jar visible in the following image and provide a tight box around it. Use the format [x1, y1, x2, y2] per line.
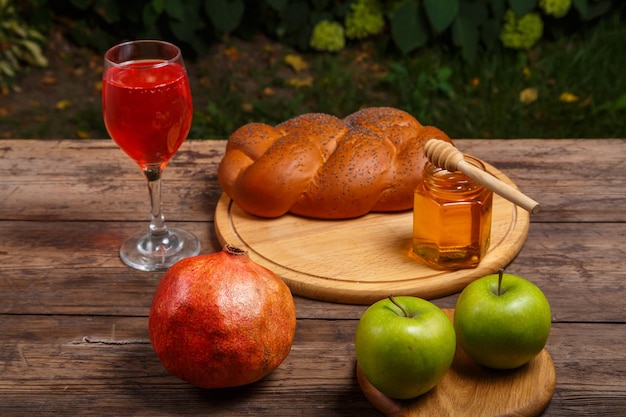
[412, 156, 493, 270]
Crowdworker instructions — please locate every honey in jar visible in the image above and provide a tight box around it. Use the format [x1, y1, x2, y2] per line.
[412, 156, 493, 270]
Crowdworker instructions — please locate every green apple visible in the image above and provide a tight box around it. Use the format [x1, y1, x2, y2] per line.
[454, 270, 552, 369]
[355, 296, 456, 399]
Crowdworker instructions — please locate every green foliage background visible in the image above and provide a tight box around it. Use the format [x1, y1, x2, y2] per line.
[2, 0, 625, 140]
[22, 0, 622, 58]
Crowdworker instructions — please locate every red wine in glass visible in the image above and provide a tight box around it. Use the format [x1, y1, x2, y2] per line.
[102, 40, 200, 271]
[104, 61, 192, 168]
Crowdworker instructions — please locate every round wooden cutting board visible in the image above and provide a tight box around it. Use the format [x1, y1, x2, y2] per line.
[214, 163, 530, 305]
[356, 309, 556, 417]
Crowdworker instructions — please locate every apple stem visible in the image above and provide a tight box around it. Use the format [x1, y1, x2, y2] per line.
[497, 268, 504, 296]
[388, 295, 409, 317]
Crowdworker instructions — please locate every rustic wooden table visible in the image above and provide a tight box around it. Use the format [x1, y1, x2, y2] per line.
[1, 139, 625, 416]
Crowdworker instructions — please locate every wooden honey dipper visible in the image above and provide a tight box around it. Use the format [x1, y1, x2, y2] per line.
[424, 139, 541, 214]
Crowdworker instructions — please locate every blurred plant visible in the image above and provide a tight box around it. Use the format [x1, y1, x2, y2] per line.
[4, 7, 625, 140]
[309, 0, 385, 53]
[0, 0, 48, 92]
[539, 0, 572, 18]
[345, 0, 385, 40]
[500, 9, 544, 50]
[558, 91, 579, 103]
[310, 20, 345, 52]
[379, 61, 455, 118]
[11, 0, 624, 65]
[387, 0, 618, 61]
[594, 93, 626, 114]
[519, 87, 539, 104]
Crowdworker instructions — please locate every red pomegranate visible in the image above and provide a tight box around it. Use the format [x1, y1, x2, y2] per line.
[149, 244, 297, 389]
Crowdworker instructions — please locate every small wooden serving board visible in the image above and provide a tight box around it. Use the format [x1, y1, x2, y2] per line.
[214, 163, 530, 305]
[356, 309, 556, 417]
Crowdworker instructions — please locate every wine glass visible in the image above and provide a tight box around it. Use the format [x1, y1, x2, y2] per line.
[102, 40, 200, 271]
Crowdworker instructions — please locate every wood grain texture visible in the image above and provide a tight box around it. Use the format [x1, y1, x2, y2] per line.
[2, 139, 625, 223]
[0, 140, 223, 221]
[1, 222, 624, 321]
[0, 316, 622, 416]
[456, 139, 626, 223]
[1, 139, 625, 416]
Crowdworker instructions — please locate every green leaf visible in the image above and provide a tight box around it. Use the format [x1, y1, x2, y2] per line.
[19, 39, 48, 67]
[436, 67, 453, 81]
[424, 0, 459, 32]
[481, 18, 502, 50]
[434, 67, 455, 97]
[142, 3, 161, 26]
[169, 12, 204, 43]
[585, 0, 612, 20]
[205, 0, 245, 33]
[507, 0, 538, 16]
[282, 1, 310, 32]
[5, 49, 19, 68]
[572, 0, 613, 20]
[68, 20, 89, 47]
[452, 16, 479, 62]
[311, 0, 330, 10]
[595, 93, 626, 114]
[151, 0, 165, 14]
[333, 1, 352, 17]
[69, 0, 90, 11]
[266, 0, 288, 13]
[460, 0, 488, 25]
[309, 10, 333, 25]
[94, 0, 120, 24]
[169, 22, 193, 44]
[86, 26, 115, 54]
[572, 0, 588, 18]
[165, 2, 186, 21]
[26, 28, 46, 43]
[390, 1, 429, 55]
[0, 61, 16, 77]
[165, 0, 205, 43]
[11, 24, 28, 39]
[612, 93, 626, 111]
[489, 0, 508, 19]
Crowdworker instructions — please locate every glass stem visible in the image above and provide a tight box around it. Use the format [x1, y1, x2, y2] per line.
[144, 166, 168, 236]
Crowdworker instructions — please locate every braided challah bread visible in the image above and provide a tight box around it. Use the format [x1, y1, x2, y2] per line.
[218, 107, 453, 219]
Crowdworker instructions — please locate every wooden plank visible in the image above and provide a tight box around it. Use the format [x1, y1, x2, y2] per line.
[0, 265, 370, 319]
[0, 315, 623, 416]
[0, 180, 222, 222]
[0, 315, 380, 416]
[0, 139, 224, 181]
[1, 138, 625, 416]
[1, 221, 625, 322]
[1, 139, 625, 223]
[0, 140, 224, 221]
[0, 220, 221, 269]
[458, 139, 626, 223]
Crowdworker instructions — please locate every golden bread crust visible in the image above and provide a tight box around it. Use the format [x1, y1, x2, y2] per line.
[218, 107, 453, 219]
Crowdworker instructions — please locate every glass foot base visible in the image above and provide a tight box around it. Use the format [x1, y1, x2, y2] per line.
[120, 227, 201, 271]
